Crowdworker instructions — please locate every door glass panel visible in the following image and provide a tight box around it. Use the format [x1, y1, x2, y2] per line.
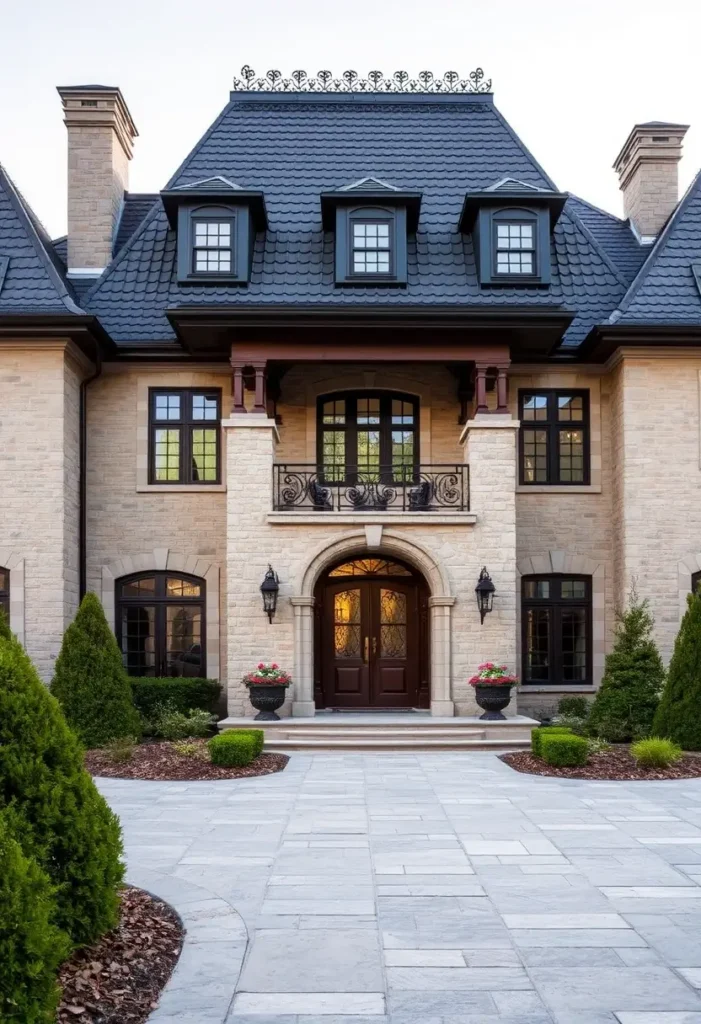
[391, 430, 414, 481]
[323, 430, 346, 481]
[357, 430, 380, 481]
[525, 608, 550, 682]
[166, 605, 202, 677]
[120, 605, 156, 676]
[334, 589, 361, 658]
[561, 607, 587, 681]
[380, 588, 407, 658]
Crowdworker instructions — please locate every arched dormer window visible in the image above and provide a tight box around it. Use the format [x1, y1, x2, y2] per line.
[317, 390, 419, 484]
[492, 208, 538, 277]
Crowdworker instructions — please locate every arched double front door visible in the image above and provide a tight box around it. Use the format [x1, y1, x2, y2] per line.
[314, 557, 429, 709]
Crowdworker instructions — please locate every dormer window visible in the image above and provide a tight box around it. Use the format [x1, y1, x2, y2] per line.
[351, 218, 392, 276]
[495, 220, 536, 276]
[193, 217, 234, 274]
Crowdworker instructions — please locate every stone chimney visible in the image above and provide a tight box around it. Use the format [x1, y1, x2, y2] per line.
[613, 122, 689, 243]
[57, 85, 138, 276]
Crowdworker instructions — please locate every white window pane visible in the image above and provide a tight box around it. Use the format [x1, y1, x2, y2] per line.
[365, 235, 379, 248]
[219, 255, 231, 271]
[509, 225, 520, 238]
[353, 224, 367, 241]
[378, 253, 390, 271]
[521, 253, 533, 272]
[366, 224, 377, 237]
[497, 225, 509, 240]
[377, 224, 389, 240]
[354, 254, 366, 271]
[521, 225, 533, 244]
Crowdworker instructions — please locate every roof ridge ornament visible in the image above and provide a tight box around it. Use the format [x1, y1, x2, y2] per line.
[232, 66, 492, 94]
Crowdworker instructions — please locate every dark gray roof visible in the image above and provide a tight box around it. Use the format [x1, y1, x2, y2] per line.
[52, 193, 159, 269]
[612, 170, 701, 324]
[565, 195, 648, 281]
[0, 164, 82, 314]
[83, 92, 628, 348]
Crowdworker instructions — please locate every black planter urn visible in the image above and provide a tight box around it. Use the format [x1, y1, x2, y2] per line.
[247, 684, 288, 721]
[473, 684, 514, 721]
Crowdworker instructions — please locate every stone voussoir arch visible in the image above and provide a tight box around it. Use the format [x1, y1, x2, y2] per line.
[100, 548, 221, 681]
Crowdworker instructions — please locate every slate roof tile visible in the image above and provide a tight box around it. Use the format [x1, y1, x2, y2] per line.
[566, 194, 648, 281]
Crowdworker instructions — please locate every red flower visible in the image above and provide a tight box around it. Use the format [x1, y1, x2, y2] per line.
[271, 663, 278, 669]
[257, 662, 265, 669]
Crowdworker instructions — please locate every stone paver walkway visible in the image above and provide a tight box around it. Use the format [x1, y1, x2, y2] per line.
[99, 752, 701, 1024]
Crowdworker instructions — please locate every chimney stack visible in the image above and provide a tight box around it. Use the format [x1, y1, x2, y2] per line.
[57, 85, 138, 276]
[613, 122, 689, 243]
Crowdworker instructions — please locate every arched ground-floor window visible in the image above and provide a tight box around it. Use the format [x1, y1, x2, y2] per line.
[116, 571, 205, 677]
[521, 574, 592, 686]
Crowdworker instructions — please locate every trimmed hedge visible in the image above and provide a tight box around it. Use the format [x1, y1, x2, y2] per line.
[0, 811, 69, 1024]
[208, 730, 261, 767]
[131, 677, 222, 719]
[541, 733, 589, 768]
[222, 729, 265, 757]
[0, 630, 124, 947]
[51, 593, 141, 748]
[531, 726, 572, 758]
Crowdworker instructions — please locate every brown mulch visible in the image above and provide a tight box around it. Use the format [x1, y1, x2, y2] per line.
[502, 747, 701, 781]
[84, 739, 289, 781]
[57, 886, 183, 1024]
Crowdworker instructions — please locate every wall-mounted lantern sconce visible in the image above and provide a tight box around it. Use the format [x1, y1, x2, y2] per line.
[475, 566, 495, 624]
[260, 565, 280, 623]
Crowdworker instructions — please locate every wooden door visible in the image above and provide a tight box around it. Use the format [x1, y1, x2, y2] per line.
[321, 577, 420, 708]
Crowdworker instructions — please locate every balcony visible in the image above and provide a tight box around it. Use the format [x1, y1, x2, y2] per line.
[272, 464, 470, 513]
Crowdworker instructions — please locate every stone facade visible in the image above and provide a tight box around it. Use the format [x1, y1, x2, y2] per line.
[0, 341, 83, 679]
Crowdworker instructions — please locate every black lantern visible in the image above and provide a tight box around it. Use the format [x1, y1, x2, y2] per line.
[475, 566, 495, 624]
[260, 565, 279, 623]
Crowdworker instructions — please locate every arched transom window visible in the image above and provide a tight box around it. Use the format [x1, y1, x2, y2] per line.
[116, 572, 205, 678]
[317, 390, 419, 484]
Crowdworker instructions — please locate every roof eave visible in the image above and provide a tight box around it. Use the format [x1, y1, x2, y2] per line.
[579, 322, 701, 362]
[0, 312, 116, 358]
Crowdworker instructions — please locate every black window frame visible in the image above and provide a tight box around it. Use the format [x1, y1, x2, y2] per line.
[518, 389, 590, 486]
[492, 217, 537, 279]
[116, 570, 206, 678]
[0, 566, 9, 623]
[191, 214, 235, 277]
[316, 390, 420, 485]
[148, 387, 222, 486]
[693, 571, 701, 594]
[521, 574, 592, 687]
[349, 215, 394, 279]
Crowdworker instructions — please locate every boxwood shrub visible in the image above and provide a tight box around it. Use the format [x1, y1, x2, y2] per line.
[131, 677, 222, 719]
[541, 732, 589, 768]
[0, 811, 69, 1024]
[208, 730, 262, 768]
[531, 725, 572, 758]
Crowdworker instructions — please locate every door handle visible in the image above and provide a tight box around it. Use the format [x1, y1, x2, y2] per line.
[372, 637, 378, 656]
[364, 636, 369, 663]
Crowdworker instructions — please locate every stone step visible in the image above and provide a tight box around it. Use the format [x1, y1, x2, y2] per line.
[268, 727, 487, 739]
[263, 736, 530, 752]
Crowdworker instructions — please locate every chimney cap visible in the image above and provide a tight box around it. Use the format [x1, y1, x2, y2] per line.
[613, 121, 689, 173]
[57, 85, 138, 156]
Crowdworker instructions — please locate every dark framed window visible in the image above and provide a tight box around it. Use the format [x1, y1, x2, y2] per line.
[522, 574, 592, 686]
[693, 571, 701, 594]
[494, 219, 536, 276]
[519, 390, 590, 485]
[351, 219, 393, 275]
[149, 388, 221, 485]
[0, 567, 8, 622]
[192, 216, 234, 275]
[116, 571, 206, 677]
[317, 390, 419, 484]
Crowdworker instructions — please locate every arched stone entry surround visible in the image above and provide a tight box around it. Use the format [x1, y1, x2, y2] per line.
[290, 530, 455, 717]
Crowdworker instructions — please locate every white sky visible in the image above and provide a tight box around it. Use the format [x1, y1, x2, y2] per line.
[0, 0, 699, 239]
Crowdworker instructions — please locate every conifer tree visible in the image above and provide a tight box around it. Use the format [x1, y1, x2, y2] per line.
[52, 592, 141, 749]
[653, 585, 701, 749]
[0, 629, 124, 946]
[588, 591, 664, 742]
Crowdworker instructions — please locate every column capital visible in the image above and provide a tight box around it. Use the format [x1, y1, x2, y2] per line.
[460, 415, 520, 443]
[290, 596, 316, 608]
[222, 414, 280, 440]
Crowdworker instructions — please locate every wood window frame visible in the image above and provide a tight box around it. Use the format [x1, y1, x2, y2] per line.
[0, 566, 8, 622]
[349, 215, 395, 279]
[316, 390, 420, 485]
[492, 216, 538, 279]
[115, 570, 206, 678]
[521, 573, 592, 686]
[518, 389, 590, 486]
[148, 387, 222, 486]
[191, 214, 235, 277]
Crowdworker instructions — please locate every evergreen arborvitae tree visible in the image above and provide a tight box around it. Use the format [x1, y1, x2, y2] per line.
[0, 810, 69, 1023]
[588, 592, 664, 742]
[653, 586, 701, 749]
[51, 592, 141, 749]
[0, 629, 124, 947]
[0, 607, 11, 641]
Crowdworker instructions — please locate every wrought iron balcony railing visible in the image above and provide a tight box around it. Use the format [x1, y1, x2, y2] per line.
[273, 464, 469, 512]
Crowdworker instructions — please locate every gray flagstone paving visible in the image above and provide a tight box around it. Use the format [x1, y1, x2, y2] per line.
[97, 751, 701, 1023]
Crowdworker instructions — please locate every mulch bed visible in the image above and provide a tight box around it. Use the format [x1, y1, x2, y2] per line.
[57, 886, 182, 1023]
[502, 747, 701, 781]
[85, 739, 289, 781]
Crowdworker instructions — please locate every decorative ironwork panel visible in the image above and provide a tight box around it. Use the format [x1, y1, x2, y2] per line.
[334, 589, 361, 658]
[273, 464, 469, 512]
[380, 588, 407, 658]
[330, 559, 412, 577]
[233, 66, 492, 94]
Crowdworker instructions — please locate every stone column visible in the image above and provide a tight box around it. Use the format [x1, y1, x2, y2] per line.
[429, 596, 456, 716]
[291, 596, 316, 717]
[222, 414, 282, 717]
[460, 414, 520, 714]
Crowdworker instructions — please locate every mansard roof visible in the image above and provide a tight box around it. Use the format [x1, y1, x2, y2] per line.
[611, 170, 701, 325]
[82, 87, 636, 349]
[0, 164, 82, 315]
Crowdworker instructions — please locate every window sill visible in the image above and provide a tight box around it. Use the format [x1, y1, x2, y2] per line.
[516, 485, 601, 494]
[520, 685, 595, 693]
[267, 512, 476, 526]
[136, 484, 227, 493]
